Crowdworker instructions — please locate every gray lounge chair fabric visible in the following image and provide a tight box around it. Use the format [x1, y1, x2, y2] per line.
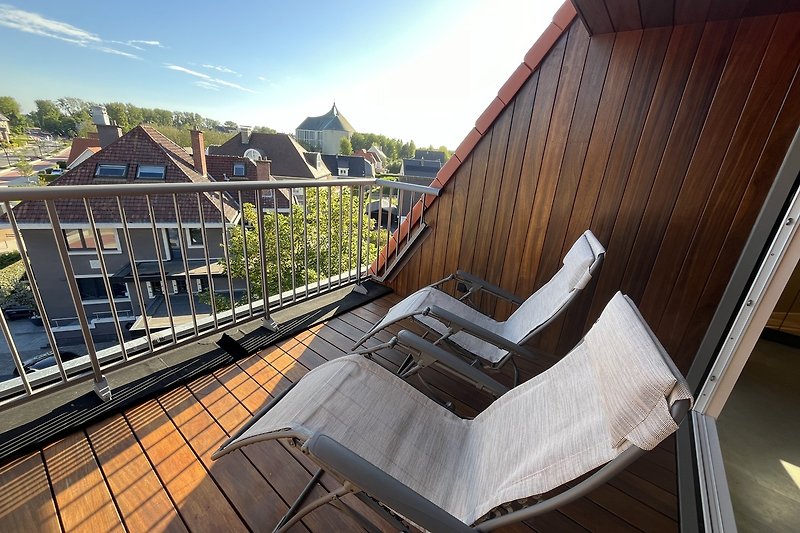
[356, 229, 605, 365]
[215, 292, 691, 527]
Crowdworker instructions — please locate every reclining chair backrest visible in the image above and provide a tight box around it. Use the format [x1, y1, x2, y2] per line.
[463, 292, 691, 524]
[503, 230, 605, 344]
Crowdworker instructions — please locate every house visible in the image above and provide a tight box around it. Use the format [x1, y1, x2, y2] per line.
[211, 128, 331, 180]
[0, 112, 10, 143]
[205, 153, 293, 212]
[353, 148, 382, 172]
[65, 133, 101, 167]
[399, 157, 441, 181]
[321, 154, 375, 178]
[1, 2, 799, 531]
[6, 115, 239, 343]
[295, 102, 355, 154]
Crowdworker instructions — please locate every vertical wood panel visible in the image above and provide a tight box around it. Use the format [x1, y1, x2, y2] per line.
[640, 0, 674, 28]
[495, 36, 567, 316]
[604, 0, 642, 31]
[388, 12, 800, 373]
[515, 23, 592, 298]
[675, 0, 712, 25]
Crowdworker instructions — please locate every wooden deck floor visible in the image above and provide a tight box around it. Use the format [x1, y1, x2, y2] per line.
[0, 293, 679, 532]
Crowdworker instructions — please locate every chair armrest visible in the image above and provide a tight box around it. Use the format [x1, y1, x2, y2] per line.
[452, 270, 525, 306]
[306, 433, 475, 533]
[425, 305, 539, 362]
[396, 330, 509, 397]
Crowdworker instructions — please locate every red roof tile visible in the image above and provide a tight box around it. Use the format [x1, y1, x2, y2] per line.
[66, 137, 101, 166]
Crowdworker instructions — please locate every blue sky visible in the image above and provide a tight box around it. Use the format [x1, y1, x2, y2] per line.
[0, 1, 563, 148]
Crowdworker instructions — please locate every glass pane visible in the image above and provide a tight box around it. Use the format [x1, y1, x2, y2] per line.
[65, 229, 85, 250]
[95, 164, 127, 177]
[100, 229, 118, 250]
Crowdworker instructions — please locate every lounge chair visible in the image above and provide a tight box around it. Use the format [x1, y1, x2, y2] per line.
[213, 292, 691, 532]
[354, 229, 605, 384]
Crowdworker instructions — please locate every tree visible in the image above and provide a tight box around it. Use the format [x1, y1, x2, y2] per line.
[340, 136, 353, 155]
[201, 188, 377, 309]
[0, 96, 29, 134]
[0, 260, 34, 311]
[14, 159, 34, 177]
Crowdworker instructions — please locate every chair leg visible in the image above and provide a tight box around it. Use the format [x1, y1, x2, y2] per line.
[275, 479, 354, 533]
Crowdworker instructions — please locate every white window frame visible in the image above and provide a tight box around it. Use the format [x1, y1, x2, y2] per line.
[65, 228, 122, 255]
[232, 163, 246, 177]
[186, 227, 204, 248]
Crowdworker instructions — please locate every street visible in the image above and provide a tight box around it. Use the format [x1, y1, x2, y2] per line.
[0, 145, 70, 182]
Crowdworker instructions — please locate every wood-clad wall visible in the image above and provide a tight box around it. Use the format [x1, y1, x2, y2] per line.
[389, 13, 800, 372]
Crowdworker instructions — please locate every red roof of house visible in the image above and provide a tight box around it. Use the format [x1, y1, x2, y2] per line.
[66, 136, 101, 166]
[10, 125, 239, 224]
[206, 154, 292, 211]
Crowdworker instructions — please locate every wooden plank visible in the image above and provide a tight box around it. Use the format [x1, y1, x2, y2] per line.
[708, 0, 748, 21]
[42, 431, 124, 532]
[0, 451, 60, 533]
[604, 0, 642, 31]
[496, 33, 568, 317]
[457, 132, 493, 271]
[515, 23, 592, 300]
[532, 32, 615, 352]
[572, 0, 615, 34]
[627, 17, 770, 323]
[427, 167, 455, 283]
[124, 399, 247, 533]
[648, 14, 799, 363]
[471, 105, 515, 303]
[677, 30, 800, 355]
[86, 414, 187, 533]
[675, 0, 711, 25]
[157, 384, 291, 530]
[483, 72, 538, 317]
[640, 0, 674, 28]
[441, 158, 473, 282]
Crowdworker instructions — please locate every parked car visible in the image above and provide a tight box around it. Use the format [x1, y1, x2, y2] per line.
[12, 350, 80, 376]
[2, 305, 33, 320]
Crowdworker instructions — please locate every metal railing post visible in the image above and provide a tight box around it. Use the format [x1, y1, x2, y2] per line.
[255, 192, 277, 331]
[4, 200, 66, 383]
[197, 192, 218, 330]
[354, 185, 367, 295]
[172, 194, 199, 337]
[116, 197, 153, 354]
[44, 200, 110, 401]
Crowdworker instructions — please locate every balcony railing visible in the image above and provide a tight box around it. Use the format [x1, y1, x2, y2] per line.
[0, 177, 439, 406]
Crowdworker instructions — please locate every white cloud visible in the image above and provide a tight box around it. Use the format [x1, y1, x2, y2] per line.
[257, 76, 267, 82]
[165, 64, 255, 93]
[0, 3, 100, 45]
[202, 64, 238, 75]
[96, 46, 141, 59]
[194, 81, 220, 91]
[130, 39, 162, 47]
[0, 4, 145, 61]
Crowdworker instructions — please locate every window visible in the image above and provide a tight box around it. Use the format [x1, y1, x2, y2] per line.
[187, 228, 203, 247]
[338, 168, 349, 176]
[263, 190, 274, 198]
[147, 281, 163, 299]
[244, 149, 261, 161]
[64, 228, 119, 252]
[95, 164, 127, 178]
[136, 165, 166, 179]
[233, 163, 246, 177]
[76, 278, 128, 301]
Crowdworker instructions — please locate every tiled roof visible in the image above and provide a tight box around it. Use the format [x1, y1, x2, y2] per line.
[212, 133, 331, 179]
[65, 136, 101, 166]
[205, 154, 292, 210]
[321, 154, 372, 177]
[0, 112, 9, 121]
[296, 103, 355, 133]
[8, 125, 239, 225]
[413, 150, 447, 164]
[401, 158, 441, 180]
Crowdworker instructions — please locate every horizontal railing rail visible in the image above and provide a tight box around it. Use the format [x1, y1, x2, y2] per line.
[0, 177, 440, 408]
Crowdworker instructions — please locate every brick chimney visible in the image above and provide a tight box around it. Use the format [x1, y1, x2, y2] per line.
[91, 105, 122, 148]
[255, 159, 271, 181]
[190, 130, 207, 176]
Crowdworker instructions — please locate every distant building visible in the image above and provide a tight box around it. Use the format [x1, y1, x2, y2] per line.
[0, 113, 10, 143]
[211, 128, 331, 180]
[353, 149, 382, 172]
[400, 149, 447, 181]
[4, 114, 241, 343]
[321, 154, 375, 178]
[295, 103, 355, 155]
[66, 132, 101, 167]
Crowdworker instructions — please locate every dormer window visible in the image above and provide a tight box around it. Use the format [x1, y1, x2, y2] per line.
[95, 164, 127, 178]
[136, 165, 166, 179]
[233, 163, 246, 177]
